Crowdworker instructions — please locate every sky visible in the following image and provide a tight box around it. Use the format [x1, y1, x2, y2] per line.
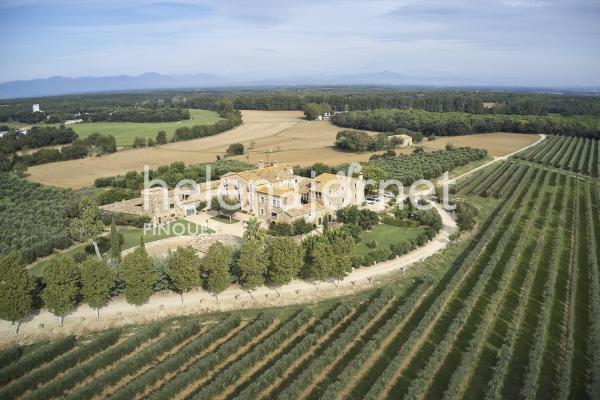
[0, 0, 599, 87]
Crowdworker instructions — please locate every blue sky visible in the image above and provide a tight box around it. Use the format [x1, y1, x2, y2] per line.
[0, 0, 598, 86]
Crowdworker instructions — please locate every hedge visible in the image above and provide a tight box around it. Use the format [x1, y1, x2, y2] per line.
[190, 310, 313, 399]
[23, 324, 162, 400]
[67, 317, 238, 400]
[98, 210, 150, 227]
[145, 314, 274, 400]
[0, 336, 76, 386]
[0, 346, 23, 369]
[277, 289, 394, 399]
[232, 303, 352, 400]
[0, 330, 120, 398]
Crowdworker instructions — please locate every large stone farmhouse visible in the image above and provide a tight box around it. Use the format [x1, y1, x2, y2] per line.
[101, 161, 365, 227]
[220, 161, 365, 226]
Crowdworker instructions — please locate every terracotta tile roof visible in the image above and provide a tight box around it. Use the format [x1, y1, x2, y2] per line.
[284, 202, 327, 218]
[255, 185, 296, 197]
[313, 173, 357, 193]
[223, 165, 295, 183]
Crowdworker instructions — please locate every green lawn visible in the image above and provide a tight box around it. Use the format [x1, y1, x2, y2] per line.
[69, 109, 221, 147]
[353, 223, 424, 257]
[16, 109, 221, 147]
[28, 219, 209, 277]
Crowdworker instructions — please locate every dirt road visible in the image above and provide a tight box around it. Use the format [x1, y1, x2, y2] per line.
[0, 202, 456, 345]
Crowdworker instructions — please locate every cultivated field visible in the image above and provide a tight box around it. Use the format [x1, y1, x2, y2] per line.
[2, 160, 598, 399]
[3, 149, 600, 399]
[26, 110, 540, 189]
[419, 132, 539, 157]
[514, 135, 600, 177]
[33, 109, 222, 147]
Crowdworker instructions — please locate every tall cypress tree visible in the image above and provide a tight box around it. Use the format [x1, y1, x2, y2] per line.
[110, 219, 121, 261]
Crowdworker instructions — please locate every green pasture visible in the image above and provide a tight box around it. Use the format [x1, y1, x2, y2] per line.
[9, 109, 221, 147]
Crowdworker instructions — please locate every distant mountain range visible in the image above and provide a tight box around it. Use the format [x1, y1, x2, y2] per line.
[0, 71, 597, 99]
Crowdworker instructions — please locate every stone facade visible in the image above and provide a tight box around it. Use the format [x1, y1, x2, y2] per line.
[219, 162, 365, 226]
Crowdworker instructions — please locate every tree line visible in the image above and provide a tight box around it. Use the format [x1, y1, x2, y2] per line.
[0, 125, 78, 153]
[183, 89, 600, 116]
[2, 133, 117, 170]
[0, 194, 450, 328]
[94, 159, 254, 190]
[332, 109, 600, 139]
[335, 129, 404, 152]
[3, 88, 598, 126]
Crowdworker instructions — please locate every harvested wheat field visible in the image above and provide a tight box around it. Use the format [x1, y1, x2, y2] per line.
[419, 133, 539, 157]
[26, 110, 539, 189]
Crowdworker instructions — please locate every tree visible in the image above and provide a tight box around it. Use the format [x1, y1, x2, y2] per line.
[0, 253, 32, 333]
[226, 143, 244, 156]
[303, 231, 354, 287]
[304, 237, 333, 287]
[335, 130, 372, 152]
[79, 257, 116, 319]
[132, 137, 147, 148]
[70, 197, 104, 259]
[168, 247, 201, 303]
[361, 165, 385, 192]
[358, 209, 380, 230]
[456, 200, 478, 231]
[202, 242, 231, 301]
[120, 238, 158, 305]
[236, 237, 268, 294]
[42, 255, 80, 325]
[327, 233, 355, 285]
[217, 98, 235, 116]
[303, 103, 322, 120]
[156, 130, 167, 144]
[336, 205, 361, 224]
[244, 217, 265, 241]
[267, 237, 304, 294]
[211, 196, 240, 222]
[110, 219, 121, 261]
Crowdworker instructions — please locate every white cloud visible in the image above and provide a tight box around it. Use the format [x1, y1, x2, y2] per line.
[503, 0, 547, 7]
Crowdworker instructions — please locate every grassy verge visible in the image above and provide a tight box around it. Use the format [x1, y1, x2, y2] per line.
[352, 224, 424, 257]
[28, 219, 207, 276]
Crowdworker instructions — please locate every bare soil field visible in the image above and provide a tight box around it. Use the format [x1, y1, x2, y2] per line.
[419, 133, 539, 157]
[26, 110, 539, 189]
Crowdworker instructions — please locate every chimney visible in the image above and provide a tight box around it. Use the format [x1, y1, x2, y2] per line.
[258, 160, 265, 169]
[358, 172, 364, 180]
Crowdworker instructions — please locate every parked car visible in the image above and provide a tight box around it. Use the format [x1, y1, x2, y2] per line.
[383, 191, 395, 198]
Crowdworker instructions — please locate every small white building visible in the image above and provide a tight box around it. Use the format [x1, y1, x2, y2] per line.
[64, 119, 84, 125]
[32, 104, 40, 113]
